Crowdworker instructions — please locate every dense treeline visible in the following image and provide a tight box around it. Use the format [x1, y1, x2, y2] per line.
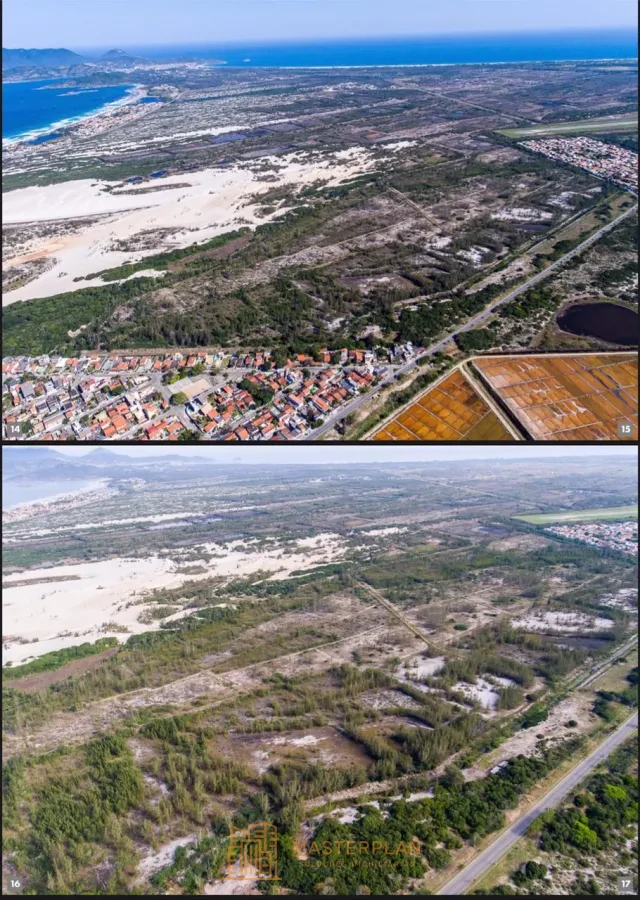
[463, 623, 587, 683]
[534, 744, 638, 854]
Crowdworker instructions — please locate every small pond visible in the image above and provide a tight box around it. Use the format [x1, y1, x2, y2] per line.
[556, 302, 638, 346]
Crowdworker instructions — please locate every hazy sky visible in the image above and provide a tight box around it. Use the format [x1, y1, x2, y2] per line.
[3, 0, 637, 50]
[46, 446, 638, 465]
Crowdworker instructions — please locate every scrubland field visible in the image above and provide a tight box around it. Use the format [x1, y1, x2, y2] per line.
[2, 452, 638, 895]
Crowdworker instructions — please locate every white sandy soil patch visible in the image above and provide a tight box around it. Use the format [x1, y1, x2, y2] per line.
[357, 526, 408, 537]
[359, 688, 423, 712]
[599, 588, 638, 610]
[2, 146, 384, 304]
[2, 555, 188, 665]
[452, 677, 505, 712]
[483, 691, 596, 767]
[511, 611, 614, 633]
[491, 207, 553, 222]
[204, 878, 258, 896]
[334, 806, 359, 824]
[398, 655, 446, 681]
[136, 834, 199, 883]
[2, 535, 350, 664]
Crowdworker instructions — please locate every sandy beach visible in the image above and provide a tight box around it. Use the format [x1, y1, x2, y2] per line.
[2, 145, 392, 304]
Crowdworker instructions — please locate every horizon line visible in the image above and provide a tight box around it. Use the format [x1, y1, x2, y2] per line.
[4, 25, 638, 54]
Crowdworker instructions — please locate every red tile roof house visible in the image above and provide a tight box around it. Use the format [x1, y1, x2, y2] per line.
[312, 396, 330, 414]
[112, 415, 128, 433]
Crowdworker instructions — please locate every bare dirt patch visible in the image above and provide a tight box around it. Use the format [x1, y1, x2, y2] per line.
[487, 533, 552, 552]
[209, 726, 371, 776]
[484, 692, 596, 766]
[4, 647, 119, 693]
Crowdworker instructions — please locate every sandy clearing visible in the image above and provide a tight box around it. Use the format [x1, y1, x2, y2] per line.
[511, 611, 614, 633]
[491, 207, 553, 222]
[136, 833, 200, 883]
[397, 655, 446, 681]
[2, 146, 383, 304]
[358, 526, 408, 537]
[483, 691, 597, 764]
[452, 676, 514, 712]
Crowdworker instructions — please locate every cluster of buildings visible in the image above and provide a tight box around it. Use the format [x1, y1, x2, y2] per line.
[523, 136, 638, 193]
[546, 520, 638, 557]
[2, 344, 411, 441]
[204, 364, 383, 441]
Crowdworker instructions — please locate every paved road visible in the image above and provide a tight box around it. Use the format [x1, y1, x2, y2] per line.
[307, 202, 638, 441]
[570, 634, 638, 691]
[439, 711, 639, 895]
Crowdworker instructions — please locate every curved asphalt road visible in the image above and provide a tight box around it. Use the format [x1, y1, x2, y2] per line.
[439, 711, 639, 895]
[306, 202, 638, 441]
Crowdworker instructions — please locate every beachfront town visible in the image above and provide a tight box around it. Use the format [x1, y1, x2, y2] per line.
[522, 136, 639, 193]
[2, 344, 419, 442]
[546, 521, 638, 557]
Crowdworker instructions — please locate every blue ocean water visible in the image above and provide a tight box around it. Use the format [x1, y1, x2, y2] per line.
[2, 478, 100, 509]
[2, 79, 133, 140]
[123, 29, 638, 67]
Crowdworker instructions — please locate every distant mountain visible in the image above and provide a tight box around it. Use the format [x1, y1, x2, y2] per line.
[2, 47, 85, 70]
[2, 447, 69, 478]
[2, 448, 221, 482]
[100, 48, 146, 64]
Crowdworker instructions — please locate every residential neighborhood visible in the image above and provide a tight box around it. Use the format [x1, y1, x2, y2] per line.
[546, 520, 638, 557]
[2, 344, 417, 442]
[523, 136, 638, 193]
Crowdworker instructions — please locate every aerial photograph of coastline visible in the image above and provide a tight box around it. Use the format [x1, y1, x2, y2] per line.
[1, 0, 637, 443]
[2, 443, 638, 895]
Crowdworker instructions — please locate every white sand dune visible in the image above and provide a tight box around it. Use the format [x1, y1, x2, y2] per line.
[2, 534, 349, 665]
[3, 147, 380, 305]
